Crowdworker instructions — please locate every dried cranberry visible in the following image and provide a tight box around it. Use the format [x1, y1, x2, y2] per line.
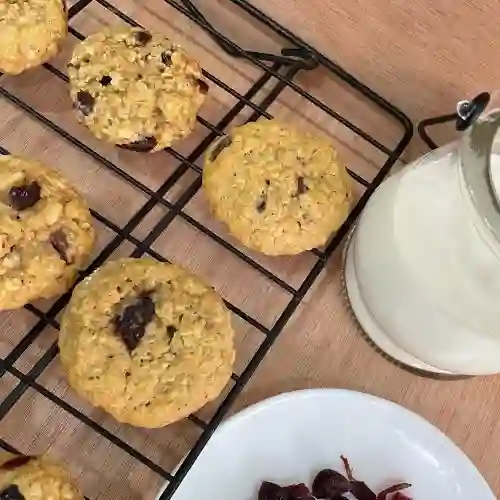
[312, 469, 350, 498]
[8, 182, 41, 211]
[340, 455, 354, 480]
[258, 482, 288, 500]
[161, 52, 172, 66]
[296, 176, 308, 195]
[349, 481, 376, 500]
[283, 484, 312, 500]
[49, 230, 70, 264]
[75, 91, 95, 116]
[376, 483, 411, 500]
[114, 294, 155, 352]
[258, 457, 410, 500]
[0, 456, 32, 470]
[391, 494, 411, 500]
[100, 75, 112, 86]
[0, 485, 25, 500]
[209, 136, 232, 162]
[196, 79, 209, 95]
[256, 197, 267, 213]
[118, 136, 158, 152]
[166, 325, 177, 341]
[135, 31, 152, 46]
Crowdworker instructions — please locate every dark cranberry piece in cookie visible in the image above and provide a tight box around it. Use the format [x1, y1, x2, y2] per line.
[8, 182, 41, 211]
[166, 325, 177, 341]
[99, 75, 112, 86]
[209, 136, 232, 162]
[161, 51, 172, 66]
[0, 485, 25, 500]
[114, 294, 155, 352]
[118, 136, 158, 152]
[135, 31, 152, 46]
[75, 91, 95, 116]
[196, 79, 209, 95]
[49, 230, 70, 264]
[295, 176, 308, 196]
[0, 456, 32, 471]
[256, 198, 267, 213]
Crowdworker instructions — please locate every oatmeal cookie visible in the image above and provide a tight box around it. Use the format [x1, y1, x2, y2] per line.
[0, 156, 94, 310]
[203, 118, 353, 255]
[68, 27, 208, 152]
[0, 0, 67, 74]
[0, 452, 83, 500]
[59, 258, 235, 428]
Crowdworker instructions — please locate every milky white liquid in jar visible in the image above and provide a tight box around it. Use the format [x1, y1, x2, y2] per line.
[350, 143, 500, 374]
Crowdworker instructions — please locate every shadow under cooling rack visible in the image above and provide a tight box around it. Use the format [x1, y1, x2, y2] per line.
[0, 1, 413, 499]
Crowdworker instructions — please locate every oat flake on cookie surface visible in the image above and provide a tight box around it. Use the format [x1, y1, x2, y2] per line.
[68, 27, 208, 152]
[0, 0, 67, 74]
[203, 118, 353, 255]
[0, 155, 94, 310]
[59, 258, 235, 428]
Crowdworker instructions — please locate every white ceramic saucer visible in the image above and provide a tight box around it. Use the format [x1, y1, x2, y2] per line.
[343, 240, 455, 376]
[157, 389, 495, 500]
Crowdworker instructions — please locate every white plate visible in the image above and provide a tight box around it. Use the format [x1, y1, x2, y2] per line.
[161, 389, 495, 500]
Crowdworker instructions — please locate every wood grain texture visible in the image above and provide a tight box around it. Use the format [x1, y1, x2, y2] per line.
[249, 0, 500, 157]
[0, 0, 499, 499]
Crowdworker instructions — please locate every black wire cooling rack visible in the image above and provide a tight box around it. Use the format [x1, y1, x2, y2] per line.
[0, 0, 413, 498]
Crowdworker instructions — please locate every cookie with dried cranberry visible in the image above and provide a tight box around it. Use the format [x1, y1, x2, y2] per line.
[0, 451, 83, 500]
[58, 258, 235, 428]
[203, 118, 353, 255]
[0, 0, 67, 74]
[0, 155, 94, 310]
[67, 27, 208, 152]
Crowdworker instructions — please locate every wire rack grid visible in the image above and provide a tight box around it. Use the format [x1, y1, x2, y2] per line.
[0, 1, 413, 499]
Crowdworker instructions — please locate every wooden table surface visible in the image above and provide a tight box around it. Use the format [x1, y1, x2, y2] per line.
[0, 0, 499, 499]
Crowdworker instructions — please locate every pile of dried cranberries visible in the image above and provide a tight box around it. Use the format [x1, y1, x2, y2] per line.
[258, 456, 412, 500]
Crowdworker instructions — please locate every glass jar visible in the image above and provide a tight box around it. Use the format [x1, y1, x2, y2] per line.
[344, 100, 500, 376]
